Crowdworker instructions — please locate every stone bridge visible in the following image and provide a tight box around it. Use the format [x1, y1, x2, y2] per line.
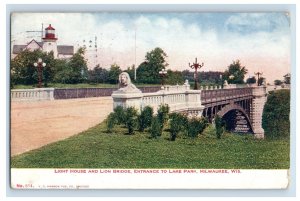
[201, 87, 266, 138]
[112, 75, 266, 138]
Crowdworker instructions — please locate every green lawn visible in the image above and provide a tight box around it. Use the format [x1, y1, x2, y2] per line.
[11, 122, 290, 169]
[12, 83, 160, 89]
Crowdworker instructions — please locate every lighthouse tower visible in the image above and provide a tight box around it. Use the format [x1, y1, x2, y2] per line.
[42, 24, 58, 58]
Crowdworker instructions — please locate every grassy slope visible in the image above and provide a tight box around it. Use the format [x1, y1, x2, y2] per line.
[11, 122, 290, 169]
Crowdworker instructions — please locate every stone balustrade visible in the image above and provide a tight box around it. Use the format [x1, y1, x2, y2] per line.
[163, 84, 191, 92]
[11, 88, 54, 101]
[112, 82, 204, 117]
[200, 85, 222, 90]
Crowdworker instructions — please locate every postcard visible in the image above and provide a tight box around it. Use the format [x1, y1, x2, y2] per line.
[10, 11, 291, 189]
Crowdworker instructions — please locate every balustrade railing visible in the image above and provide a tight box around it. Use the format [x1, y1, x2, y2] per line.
[201, 87, 253, 104]
[11, 88, 55, 101]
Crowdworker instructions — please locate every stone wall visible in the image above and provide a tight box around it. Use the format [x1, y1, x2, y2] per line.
[54, 86, 161, 99]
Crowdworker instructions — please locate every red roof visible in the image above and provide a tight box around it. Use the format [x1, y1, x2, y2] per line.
[45, 24, 55, 30]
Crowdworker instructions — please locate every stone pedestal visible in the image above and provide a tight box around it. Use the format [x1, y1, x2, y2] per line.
[111, 90, 143, 112]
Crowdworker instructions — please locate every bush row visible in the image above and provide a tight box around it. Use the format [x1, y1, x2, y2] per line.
[106, 105, 225, 141]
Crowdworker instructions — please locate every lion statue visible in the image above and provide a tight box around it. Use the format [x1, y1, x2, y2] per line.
[117, 72, 141, 93]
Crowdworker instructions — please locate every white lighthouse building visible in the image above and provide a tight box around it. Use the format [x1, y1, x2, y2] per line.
[12, 24, 74, 59]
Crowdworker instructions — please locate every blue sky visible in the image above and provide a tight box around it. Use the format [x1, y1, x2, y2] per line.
[11, 12, 291, 82]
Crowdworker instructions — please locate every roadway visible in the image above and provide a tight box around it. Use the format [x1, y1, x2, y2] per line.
[10, 97, 113, 156]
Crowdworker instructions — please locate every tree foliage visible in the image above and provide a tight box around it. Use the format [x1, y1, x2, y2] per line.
[215, 115, 224, 139]
[11, 49, 56, 86]
[246, 76, 256, 84]
[138, 106, 153, 132]
[283, 73, 290, 84]
[11, 47, 88, 86]
[157, 104, 170, 133]
[169, 113, 187, 141]
[108, 63, 122, 84]
[182, 70, 223, 85]
[150, 116, 161, 139]
[187, 117, 208, 139]
[223, 60, 248, 84]
[274, 79, 283, 86]
[66, 47, 88, 83]
[262, 90, 290, 139]
[87, 65, 109, 84]
[166, 70, 184, 85]
[125, 107, 138, 135]
[125, 65, 136, 82]
[137, 47, 168, 84]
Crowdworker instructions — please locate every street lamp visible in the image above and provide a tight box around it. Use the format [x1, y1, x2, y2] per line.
[255, 71, 263, 86]
[189, 57, 204, 90]
[220, 74, 223, 88]
[34, 58, 46, 88]
[159, 68, 167, 89]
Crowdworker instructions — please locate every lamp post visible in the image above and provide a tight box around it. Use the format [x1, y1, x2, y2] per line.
[255, 71, 263, 86]
[189, 57, 204, 90]
[34, 58, 46, 88]
[159, 68, 167, 89]
[220, 74, 223, 88]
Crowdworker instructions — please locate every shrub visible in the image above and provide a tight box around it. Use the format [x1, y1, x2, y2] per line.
[202, 124, 217, 137]
[262, 90, 290, 139]
[169, 113, 188, 141]
[187, 117, 208, 139]
[150, 116, 161, 139]
[157, 104, 170, 133]
[124, 107, 138, 135]
[114, 106, 126, 125]
[214, 115, 224, 139]
[106, 113, 116, 133]
[138, 106, 153, 132]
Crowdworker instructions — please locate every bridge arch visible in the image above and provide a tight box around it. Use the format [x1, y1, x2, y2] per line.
[217, 103, 253, 133]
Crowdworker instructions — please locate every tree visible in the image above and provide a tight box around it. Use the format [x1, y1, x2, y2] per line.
[125, 65, 136, 82]
[181, 70, 223, 85]
[274, 80, 283, 86]
[283, 73, 290, 84]
[53, 59, 69, 83]
[108, 63, 122, 84]
[246, 76, 256, 84]
[11, 49, 56, 87]
[137, 47, 168, 84]
[166, 70, 184, 85]
[52, 48, 88, 84]
[67, 47, 88, 83]
[223, 60, 248, 84]
[87, 65, 109, 84]
[262, 90, 290, 139]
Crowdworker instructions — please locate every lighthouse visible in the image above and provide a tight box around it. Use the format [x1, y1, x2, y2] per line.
[42, 24, 58, 58]
[12, 24, 74, 59]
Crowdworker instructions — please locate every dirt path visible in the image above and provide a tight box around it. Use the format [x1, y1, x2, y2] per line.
[10, 97, 113, 156]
